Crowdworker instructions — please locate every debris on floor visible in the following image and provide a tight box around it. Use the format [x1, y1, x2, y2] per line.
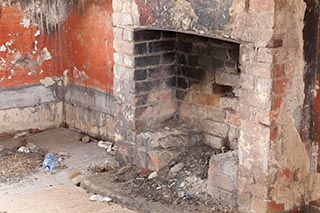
[89, 194, 112, 202]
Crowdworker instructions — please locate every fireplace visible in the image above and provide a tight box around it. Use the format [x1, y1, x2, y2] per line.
[112, 0, 319, 212]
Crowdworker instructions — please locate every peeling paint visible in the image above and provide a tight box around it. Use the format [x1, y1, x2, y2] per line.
[39, 76, 55, 87]
[20, 17, 31, 28]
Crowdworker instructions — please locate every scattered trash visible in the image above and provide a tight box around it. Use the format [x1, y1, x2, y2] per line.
[170, 162, 184, 174]
[43, 153, 55, 171]
[24, 139, 37, 152]
[72, 174, 86, 185]
[140, 168, 147, 175]
[97, 141, 117, 155]
[148, 171, 158, 180]
[89, 194, 112, 202]
[81, 135, 90, 143]
[68, 169, 81, 180]
[17, 146, 30, 153]
[14, 131, 28, 138]
[97, 141, 112, 149]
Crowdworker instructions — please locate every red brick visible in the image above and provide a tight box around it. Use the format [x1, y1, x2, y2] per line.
[226, 110, 239, 126]
[272, 78, 289, 95]
[272, 64, 286, 79]
[267, 201, 285, 213]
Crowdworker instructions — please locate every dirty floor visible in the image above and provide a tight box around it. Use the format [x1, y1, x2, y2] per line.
[0, 128, 135, 212]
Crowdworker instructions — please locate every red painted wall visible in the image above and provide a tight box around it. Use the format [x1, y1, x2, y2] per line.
[62, 1, 114, 93]
[0, 6, 62, 88]
[0, 1, 114, 93]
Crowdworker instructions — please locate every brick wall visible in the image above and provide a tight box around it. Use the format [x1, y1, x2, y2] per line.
[133, 30, 177, 128]
[176, 33, 240, 150]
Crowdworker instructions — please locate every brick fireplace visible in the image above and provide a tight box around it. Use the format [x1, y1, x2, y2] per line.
[112, 0, 320, 212]
[2, 0, 320, 212]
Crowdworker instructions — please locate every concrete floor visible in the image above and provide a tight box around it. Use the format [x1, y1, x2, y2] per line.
[0, 185, 135, 213]
[0, 128, 135, 212]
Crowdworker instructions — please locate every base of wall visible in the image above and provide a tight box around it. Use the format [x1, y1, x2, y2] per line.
[64, 103, 115, 141]
[0, 102, 63, 134]
[64, 84, 117, 141]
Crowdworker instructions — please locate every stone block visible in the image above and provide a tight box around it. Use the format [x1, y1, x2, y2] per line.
[201, 119, 229, 137]
[209, 151, 238, 176]
[215, 71, 240, 87]
[203, 134, 226, 149]
[219, 96, 239, 111]
[147, 149, 181, 171]
[240, 74, 254, 90]
[255, 77, 272, 94]
[114, 39, 134, 54]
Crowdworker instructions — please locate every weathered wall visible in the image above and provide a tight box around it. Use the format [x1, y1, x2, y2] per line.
[0, 1, 115, 139]
[61, 0, 114, 93]
[112, 0, 320, 212]
[0, 2, 66, 133]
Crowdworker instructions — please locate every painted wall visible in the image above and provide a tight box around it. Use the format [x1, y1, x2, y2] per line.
[62, 1, 114, 93]
[0, 6, 61, 88]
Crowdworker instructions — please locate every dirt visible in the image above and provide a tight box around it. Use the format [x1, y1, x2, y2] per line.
[0, 146, 45, 184]
[86, 144, 237, 213]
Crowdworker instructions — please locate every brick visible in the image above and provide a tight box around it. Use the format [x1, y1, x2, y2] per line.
[215, 71, 240, 87]
[161, 31, 176, 38]
[208, 46, 228, 59]
[135, 55, 160, 67]
[226, 110, 239, 126]
[161, 52, 175, 64]
[134, 43, 148, 55]
[201, 119, 229, 137]
[113, 27, 123, 39]
[164, 77, 176, 88]
[148, 90, 173, 103]
[134, 69, 147, 81]
[113, 13, 133, 26]
[135, 80, 161, 93]
[134, 30, 161, 42]
[227, 48, 239, 60]
[177, 54, 186, 65]
[211, 58, 225, 70]
[256, 47, 273, 63]
[272, 64, 286, 79]
[240, 74, 254, 90]
[114, 40, 134, 54]
[149, 40, 175, 53]
[112, 0, 122, 12]
[124, 54, 135, 67]
[176, 77, 189, 89]
[176, 90, 187, 100]
[203, 134, 226, 149]
[187, 55, 199, 66]
[113, 52, 124, 65]
[219, 96, 239, 111]
[272, 78, 288, 95]
[198, 106, 225, 122]
[180, 66, 205, 81]
[176, 40, 193, 52]
[147, 149, 180, 171]
[123, 29, 133, 41]
[240, 89, 271, 110]
[122, 1, 132, 13]
[255, 77, 272, 94]
[251, 197, 268, 213]
[249, 0, 275, 13]
[148, 66, 174, 78]
[190, 92, 220, 107]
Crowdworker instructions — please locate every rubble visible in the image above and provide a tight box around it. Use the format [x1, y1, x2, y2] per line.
[148, 171, 158, 180]
[170, 163, 184, 174]
[17, 146, 30, 153]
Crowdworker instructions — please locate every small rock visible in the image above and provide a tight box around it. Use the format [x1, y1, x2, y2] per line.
[89, 194, 112, 202]
[14, 131, 28, 138]
[170, 162, 184, 173]
[81, 135, 90, 143]
[17, 146, 30, 153]
[105, 159, 120, 170]
[148, 171, 158, 180]
[24, 141, 37, 152]
[164, 126, 170, 130]
[58, 151, 69, 157]
[68, 169, 81, 179]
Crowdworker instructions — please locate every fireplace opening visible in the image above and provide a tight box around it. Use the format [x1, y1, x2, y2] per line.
[131, 29, 240, 206]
